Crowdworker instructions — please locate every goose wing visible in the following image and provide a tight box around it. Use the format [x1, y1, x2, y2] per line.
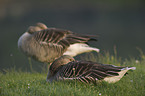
[58, 61, 125, 83]
[33, 28, 97, 48]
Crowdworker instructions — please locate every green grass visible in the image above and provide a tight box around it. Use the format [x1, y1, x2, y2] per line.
[0, 52, 145, 96]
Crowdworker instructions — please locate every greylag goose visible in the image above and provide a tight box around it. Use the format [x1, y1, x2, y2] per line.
[18, 23, 99, 63]
[46, 55, 136, 83]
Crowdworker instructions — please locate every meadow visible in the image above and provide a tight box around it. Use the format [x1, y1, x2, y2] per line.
[0, 52, 145, 96]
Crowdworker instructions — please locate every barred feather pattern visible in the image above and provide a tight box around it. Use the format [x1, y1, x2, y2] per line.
[33, 28, 97, 48]
[49, 60, 126, 84]
[30, 28, 98, 63]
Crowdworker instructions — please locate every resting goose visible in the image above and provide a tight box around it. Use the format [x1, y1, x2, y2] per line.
[46, 55, 136, 83]
[18, 23, 99, 63]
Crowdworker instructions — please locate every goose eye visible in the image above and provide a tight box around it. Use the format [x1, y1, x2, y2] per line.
[70, 58, 74, 61]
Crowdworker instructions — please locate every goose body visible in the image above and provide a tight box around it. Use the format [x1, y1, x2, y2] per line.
[18, 23, 99, 63]
[46, 55, 136, 83]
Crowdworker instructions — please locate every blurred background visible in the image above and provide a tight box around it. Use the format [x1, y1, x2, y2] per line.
[1, 0, 145, 71]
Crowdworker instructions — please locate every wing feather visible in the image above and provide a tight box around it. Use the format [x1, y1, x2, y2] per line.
[33, 28, 97, 49]
[58, 61, 124, 83]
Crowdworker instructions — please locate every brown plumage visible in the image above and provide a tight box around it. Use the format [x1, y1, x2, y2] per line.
[18, 23, 99, 63]
[47, 55, 136, 83]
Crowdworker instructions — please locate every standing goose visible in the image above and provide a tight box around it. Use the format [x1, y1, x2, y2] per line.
[47, 55, 136, 83]
[18, 23, 99, 63]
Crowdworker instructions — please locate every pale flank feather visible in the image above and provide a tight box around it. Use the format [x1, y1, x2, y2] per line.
[103, 67, 136, 83]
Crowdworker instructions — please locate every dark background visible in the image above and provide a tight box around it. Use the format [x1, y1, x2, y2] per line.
[1, 0, 145, 71]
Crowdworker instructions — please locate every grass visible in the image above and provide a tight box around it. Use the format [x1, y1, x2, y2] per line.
[0, 52, 145, 96]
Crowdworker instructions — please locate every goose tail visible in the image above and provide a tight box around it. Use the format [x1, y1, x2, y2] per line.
[103, 66, 136, 83]
[121, 67, 136, 71]
[63, 43, 100, 57]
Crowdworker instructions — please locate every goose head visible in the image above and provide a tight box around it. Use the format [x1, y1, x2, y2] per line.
[27, 26, 42, 34]
[36, 22, 48, 30]
[27, 23, 47, 34]
[47, 55, 75, 81]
